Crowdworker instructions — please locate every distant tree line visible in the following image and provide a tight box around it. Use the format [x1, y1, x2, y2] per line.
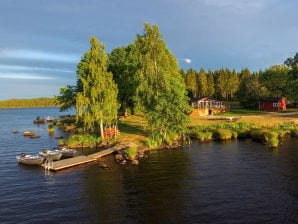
[0, 98, 57, 109]
[181, 53, 298, 108]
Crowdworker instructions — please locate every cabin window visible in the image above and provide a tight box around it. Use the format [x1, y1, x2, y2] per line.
[273, 102, 280, 107]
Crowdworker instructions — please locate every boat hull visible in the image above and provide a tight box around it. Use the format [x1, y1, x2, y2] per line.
[16, 155, 44, 166]
[57, 148, 77, 158]
[39, 150, 62, 161]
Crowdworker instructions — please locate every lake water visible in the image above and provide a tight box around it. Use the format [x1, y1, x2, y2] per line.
[0, 108, 297, 224]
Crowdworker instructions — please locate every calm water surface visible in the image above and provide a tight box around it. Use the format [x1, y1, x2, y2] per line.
[0, 108, 297, 224]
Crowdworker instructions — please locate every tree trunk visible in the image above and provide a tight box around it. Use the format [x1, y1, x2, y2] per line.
[100, 119, 105, 140]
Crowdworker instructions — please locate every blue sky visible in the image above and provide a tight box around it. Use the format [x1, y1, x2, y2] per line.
[0, 0, 298, 100]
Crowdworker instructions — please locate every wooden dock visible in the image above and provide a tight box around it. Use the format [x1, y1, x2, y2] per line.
[43, 144, 126, 171]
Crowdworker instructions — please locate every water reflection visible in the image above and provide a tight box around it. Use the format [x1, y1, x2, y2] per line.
[82, 149, 190, 223]
[81, 140, 298, 224]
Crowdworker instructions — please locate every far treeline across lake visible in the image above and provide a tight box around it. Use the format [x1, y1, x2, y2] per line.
[0, 98, 56, 109]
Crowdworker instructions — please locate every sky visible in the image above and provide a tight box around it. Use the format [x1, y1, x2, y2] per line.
[0, 0, 298, 100]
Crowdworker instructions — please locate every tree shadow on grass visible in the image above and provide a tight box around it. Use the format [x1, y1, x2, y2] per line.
[118, 121, 148, 136]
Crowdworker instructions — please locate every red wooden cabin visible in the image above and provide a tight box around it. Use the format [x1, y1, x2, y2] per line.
[259, 97, 286, 111]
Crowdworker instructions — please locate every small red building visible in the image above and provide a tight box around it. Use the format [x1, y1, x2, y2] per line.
[259, 97, 286, 111]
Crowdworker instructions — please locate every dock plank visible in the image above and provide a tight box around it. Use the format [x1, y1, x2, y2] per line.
[49, 155, 96, 171]
[45, 145, 124, 171]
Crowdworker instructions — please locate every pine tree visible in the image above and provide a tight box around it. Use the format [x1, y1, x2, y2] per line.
[206, 69, 215, 97]
[198, 68, 208, 98]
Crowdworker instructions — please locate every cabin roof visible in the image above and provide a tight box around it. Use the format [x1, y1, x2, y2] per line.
[191, 97, 221, 102]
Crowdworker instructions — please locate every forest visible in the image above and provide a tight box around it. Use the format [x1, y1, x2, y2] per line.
[181, 62, 298, 108]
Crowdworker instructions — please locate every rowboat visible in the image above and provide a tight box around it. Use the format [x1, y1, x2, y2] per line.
[39, 149, 62, 161]
[56, 147, 77, 158]
[16, 154, 44, 166]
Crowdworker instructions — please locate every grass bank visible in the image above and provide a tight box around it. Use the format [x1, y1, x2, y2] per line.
[59, 109, 298, 150]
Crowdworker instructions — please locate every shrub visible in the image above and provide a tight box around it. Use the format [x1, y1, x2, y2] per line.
[268, 138, 279, 148]
[48, 124, 54, 132]
[196, 131, 206, 141]
[126, 147, 138, 159]
[205, 132, 213, 141]
[67, 134, 101, 148]
[250, 128, 269, 142]
[214, 129, 232, 140]
[232, 131, 238, 139]
[290, 127, 298, 137]
[146, 134, 163, 149]
[237, 128, 250, 138]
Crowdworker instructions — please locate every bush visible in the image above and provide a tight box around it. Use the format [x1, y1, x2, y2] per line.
[48, 124, 54, 132]
[67, 134, 101, 148]
[126, 147, 137, 159]
[146, 134, 163, 149]
[214, 129, 232, 140]
[268, 138, 279, 148]
[290, 127, 298, 137]
[196, 131, 206, 141]
[232, 131, 238, 139]
[250, 128, 269, 142]
[205, 132, 213, 141]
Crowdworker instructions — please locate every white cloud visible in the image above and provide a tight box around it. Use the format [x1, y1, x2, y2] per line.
[196, 0, 273, 14]
[0, 64, 73, 73]
[0, 72, 53, 80]
[0, 49, 79, 63]
[184, 58, 192, 64]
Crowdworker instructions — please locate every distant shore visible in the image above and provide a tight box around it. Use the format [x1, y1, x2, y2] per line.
[0, 97, 58, 109]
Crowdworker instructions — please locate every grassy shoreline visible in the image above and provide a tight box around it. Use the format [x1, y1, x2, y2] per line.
[59, 109, 297, 151]
[117, 110, 298, 148]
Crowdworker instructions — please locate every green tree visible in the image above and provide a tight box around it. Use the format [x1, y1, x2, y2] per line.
[284, 53, 298, 102]
[197, 68, 208, 98]
[108, 44, 140, 114]
[76, 36, 118, 139]
[206, 69, 215, 97]
[55, 85, 77, 111]
[237, 70, 268, 108]
[135, 23, 190, 143]
[185, 68, 198, 98]
[228, 69, 240, 100]
[284, 52, 298, 79]
[260, 65, 290, 97]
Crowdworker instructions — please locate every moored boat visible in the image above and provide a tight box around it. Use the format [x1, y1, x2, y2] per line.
[33, 118, 45, 124]
[16, 154, 44, 166]
[23, 131, 36, 137]
[39, 149, 62, 161]
[45, 116, 54, 122]
[56, 147, 77, 158]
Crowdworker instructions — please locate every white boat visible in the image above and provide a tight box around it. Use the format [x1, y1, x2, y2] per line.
[39, 149, 62, 161]
[16, 154, 44, 166]
[46, 116, 54, 122]
[56, 147, 77, 158]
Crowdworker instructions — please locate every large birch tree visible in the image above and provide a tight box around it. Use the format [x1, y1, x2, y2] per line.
[76, 36, 118, 139]
[135, 23, 190, 142]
